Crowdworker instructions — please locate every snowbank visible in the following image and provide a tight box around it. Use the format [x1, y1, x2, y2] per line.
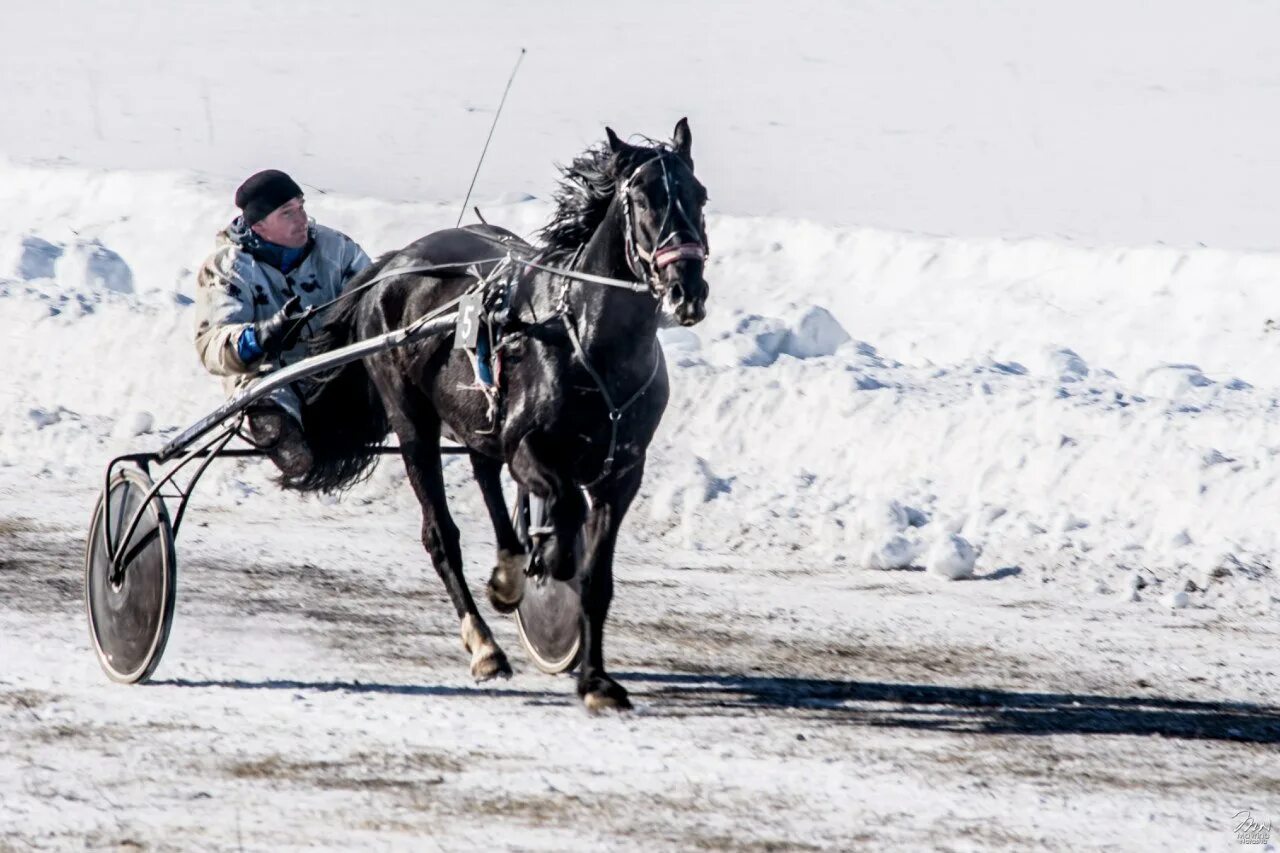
[1, 160, 1277, 615]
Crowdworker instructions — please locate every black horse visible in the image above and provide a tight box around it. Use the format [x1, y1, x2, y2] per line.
[292, 120, 709, 711]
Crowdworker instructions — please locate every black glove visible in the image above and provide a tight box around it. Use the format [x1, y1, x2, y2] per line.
[254, 296, 309, 359]
[480, 284, 505, 325]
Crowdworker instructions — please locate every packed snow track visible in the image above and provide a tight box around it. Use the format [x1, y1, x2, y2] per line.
[1, 475, 1277, 850]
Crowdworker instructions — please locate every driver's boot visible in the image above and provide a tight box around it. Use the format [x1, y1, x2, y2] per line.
[246, 405, 314, 479]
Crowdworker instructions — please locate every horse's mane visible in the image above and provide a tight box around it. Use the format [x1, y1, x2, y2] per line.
[537, 137, 669, 263]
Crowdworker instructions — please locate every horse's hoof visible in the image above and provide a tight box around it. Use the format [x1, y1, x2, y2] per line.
[486, 550, 526, 614]
[486, 581, 522, 614]
[580, 678, 631, 713]
[471, 648, 513, 682]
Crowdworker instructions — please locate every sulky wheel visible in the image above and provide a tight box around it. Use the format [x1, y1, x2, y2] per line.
[511, 488, 583, 674]
[514, 573, 583, 674]
[84, 467, 177, 684]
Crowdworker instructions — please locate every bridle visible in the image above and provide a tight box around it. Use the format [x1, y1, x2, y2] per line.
[618, 151, 708, 297]
[544, 150, 708, 485]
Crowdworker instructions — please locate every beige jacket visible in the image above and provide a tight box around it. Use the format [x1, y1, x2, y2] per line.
[194, 220, 371, 414]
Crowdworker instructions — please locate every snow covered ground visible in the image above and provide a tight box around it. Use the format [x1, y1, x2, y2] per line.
[3, 1, 1280, 850]
[2, 477, 1278, 850]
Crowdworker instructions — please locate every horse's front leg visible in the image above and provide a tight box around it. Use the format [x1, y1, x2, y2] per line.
[468, 451, 527, 613]
[577, 461, 645, 712]
[396, 428, 512, 682]
[509, 436, 586, 582]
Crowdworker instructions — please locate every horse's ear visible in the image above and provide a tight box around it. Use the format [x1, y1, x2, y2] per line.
[673, 117, 693, 166]
[606, 127, 625, 153]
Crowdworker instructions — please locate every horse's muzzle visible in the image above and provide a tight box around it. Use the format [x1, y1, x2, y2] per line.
[666, 278, 707, 326]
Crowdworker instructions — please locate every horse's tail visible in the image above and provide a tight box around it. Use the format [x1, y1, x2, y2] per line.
[282, 260, 393, 494]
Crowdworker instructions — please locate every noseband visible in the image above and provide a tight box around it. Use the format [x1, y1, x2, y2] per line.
[619, 153, 708, 296]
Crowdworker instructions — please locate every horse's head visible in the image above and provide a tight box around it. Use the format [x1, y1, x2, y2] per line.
[607, 119, 710, 326]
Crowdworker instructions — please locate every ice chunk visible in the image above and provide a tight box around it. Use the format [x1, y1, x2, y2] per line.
[863, 534, 917, 570]
[781, 306, 851, 359]
[28, 408, 62, 429]
[709, 315, 789, 367]
[926, 534, 977, 579]
[56, 240, 133, 294]
[16, 235, 64, 281]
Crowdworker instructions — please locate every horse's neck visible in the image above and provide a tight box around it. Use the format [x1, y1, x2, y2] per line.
[569, 203, 659, 357]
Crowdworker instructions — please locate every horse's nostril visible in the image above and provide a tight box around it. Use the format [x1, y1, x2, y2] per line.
[669, 283, 685, 303]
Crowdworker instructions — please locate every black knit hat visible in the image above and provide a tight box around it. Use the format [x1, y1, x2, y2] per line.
[235, 169, 304, 226]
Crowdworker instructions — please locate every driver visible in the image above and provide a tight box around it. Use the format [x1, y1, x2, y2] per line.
[194, 170, 371, 477]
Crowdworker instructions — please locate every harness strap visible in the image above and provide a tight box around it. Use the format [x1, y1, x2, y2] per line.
[511, 257, 650, 293]
[653, 243, 706, 268]
[561, 310, 662, 486]
[306, 258, 509, 320]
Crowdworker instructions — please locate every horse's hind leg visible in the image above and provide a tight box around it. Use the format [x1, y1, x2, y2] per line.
[396, 422, 512, 681]
[468, 451, 526, 613]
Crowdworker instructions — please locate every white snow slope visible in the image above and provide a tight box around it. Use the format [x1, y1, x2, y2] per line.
[1, 160, 1276, 611]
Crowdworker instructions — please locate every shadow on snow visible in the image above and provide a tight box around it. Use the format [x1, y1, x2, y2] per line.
[153, 672, 1280, 744]
[619, 671, 1280, 744]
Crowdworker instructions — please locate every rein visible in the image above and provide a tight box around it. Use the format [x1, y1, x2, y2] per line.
[302, 151, 704, 483]
[299, 257, 508, 320]
[299, 146, 706, 333]
[511, 257, 648, 293]
[459, 229, 652, 294]
[280, 257, 509, 348]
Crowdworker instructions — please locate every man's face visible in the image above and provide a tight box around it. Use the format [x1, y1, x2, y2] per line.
[251, 197, 309, 248]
